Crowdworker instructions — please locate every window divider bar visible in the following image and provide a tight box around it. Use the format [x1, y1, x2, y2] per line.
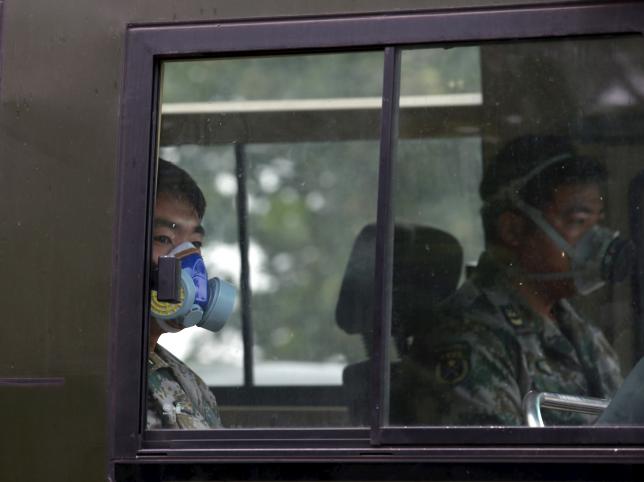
[370, 46, 401, 445]
[235, 142, 255, 386]
[141, 61, 164, 435]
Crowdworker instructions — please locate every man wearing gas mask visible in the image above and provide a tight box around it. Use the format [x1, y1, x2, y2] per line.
[146, 159, 236, 429]
[398, 136, 631, 425]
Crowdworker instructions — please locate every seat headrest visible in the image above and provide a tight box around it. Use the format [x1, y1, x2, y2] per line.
[335, 223, 463, 338]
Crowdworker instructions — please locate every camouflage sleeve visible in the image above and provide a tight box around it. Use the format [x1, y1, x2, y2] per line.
[575, 319, 623, 397]
[557, 300, 623, 398]
[147, 346, 223, 429]
[190, 371, 223, 428]
[394, 316, 524, 426]
[170, 358, 223, 428]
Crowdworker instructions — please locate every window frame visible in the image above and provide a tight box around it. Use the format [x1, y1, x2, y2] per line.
[110, 0, 644, 463]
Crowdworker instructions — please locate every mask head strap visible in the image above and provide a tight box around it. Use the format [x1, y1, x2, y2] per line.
[485, 152, 577, 255]
[485, 152, 573, 207]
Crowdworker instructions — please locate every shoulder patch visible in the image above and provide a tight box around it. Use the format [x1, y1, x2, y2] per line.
[501, 304, 523, 327]
[434, 344, 470, 385]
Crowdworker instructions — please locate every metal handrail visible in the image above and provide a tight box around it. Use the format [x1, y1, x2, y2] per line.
[523, 391, 610, 427]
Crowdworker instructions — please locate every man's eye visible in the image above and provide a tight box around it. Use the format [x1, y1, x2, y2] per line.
[567, 214, 590, 227]
[153, 235, 173, 245]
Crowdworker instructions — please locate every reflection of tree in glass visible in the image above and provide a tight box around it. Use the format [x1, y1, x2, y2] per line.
[246, 142, 379, 363]
[160, 142, 379, 365]
[162, 48, 480, 103]
[157, 45, 484, 369]
[163, 53, 384, 102]
[400, 47, 481, 96]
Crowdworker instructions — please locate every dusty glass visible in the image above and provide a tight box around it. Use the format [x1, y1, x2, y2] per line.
[150, 52, 384, 428]
[388, 36, 644, 427]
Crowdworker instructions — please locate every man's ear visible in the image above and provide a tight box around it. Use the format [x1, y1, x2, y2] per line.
[497, 211, 527, 248]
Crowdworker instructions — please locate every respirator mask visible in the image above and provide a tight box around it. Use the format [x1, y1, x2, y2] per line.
[492, 153, 634, 295]
[150, 242, 236, 333]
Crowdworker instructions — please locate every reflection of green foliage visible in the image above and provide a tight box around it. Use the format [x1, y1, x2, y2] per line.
[400, 48, 481, 95]
[167, 138, 485, 365]
[162, 48, 480, 103]
[247, 143, 380, 362]
[162, 52, 385, 102]
[164, 142, 380, 363]
[259, 196, 310, 247]
[159, 46, 483, 365]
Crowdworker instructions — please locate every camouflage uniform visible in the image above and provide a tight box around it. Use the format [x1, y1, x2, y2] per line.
[396, 252, 623, 426]
[147, 344, 222, 429]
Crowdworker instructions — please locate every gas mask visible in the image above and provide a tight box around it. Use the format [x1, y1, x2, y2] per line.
[492, 154, 634, 295]
[150, 242, 236, 333]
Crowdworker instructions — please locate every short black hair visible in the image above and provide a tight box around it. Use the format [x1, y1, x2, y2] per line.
[480, 136, 607, 244]
[156, 159, 206, 220]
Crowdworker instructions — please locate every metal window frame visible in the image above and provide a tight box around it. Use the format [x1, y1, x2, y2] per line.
[110, 0, 644, 464]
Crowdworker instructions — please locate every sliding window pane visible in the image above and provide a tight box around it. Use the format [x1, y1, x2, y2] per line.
[389, 37, 644, 427]
[151, 52, 383, 428]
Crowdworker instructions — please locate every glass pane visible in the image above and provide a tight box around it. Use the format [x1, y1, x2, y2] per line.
[389, 36, 644, 427]
[149, 51, 383, 429]
[163, 54, 385, 102]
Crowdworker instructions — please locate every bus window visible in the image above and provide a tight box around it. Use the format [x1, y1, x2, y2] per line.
[106, 4, 644, 469]
[389, 35, 644, 427]
[151, 52, 384, 428]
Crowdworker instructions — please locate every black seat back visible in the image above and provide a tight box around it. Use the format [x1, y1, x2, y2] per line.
[336, 223, 463, 424]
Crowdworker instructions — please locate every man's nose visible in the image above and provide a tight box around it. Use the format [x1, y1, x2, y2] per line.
[174, 235, 192, 248]
[173, 238, 200, 254]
